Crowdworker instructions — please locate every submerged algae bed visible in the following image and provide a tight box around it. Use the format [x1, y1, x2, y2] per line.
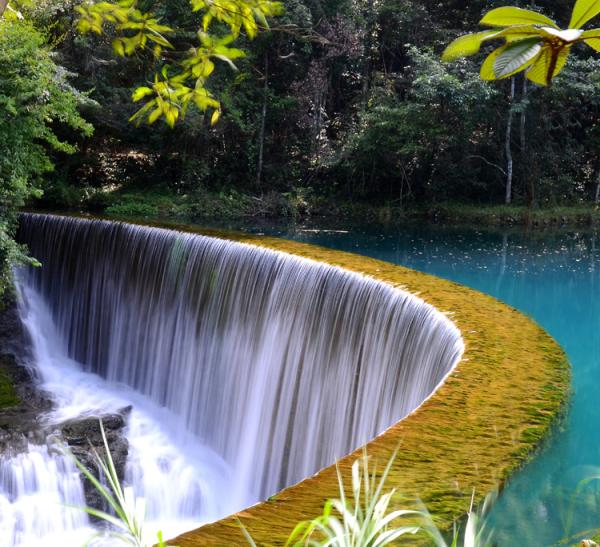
[122, 223, 568, 546]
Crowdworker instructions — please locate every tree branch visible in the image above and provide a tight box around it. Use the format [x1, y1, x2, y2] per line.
[468, 155, 507, 177]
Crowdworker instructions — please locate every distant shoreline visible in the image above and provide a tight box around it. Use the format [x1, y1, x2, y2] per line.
[29, 189, 600, 229]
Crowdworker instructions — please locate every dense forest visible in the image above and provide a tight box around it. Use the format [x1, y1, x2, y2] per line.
[4, 0, 600, 224]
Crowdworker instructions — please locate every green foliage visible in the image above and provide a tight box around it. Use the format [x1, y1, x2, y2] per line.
[442, 1, 600, 86]
[283, 451, 423, 546]
[19, 0, 600, 210]
[334, 47, 499, 203]
[76, 0, 283, 127]
[106, 201, 160, 218]
[0, 19, 92, 295]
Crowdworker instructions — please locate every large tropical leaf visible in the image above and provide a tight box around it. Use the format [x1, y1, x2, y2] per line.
[494, 25, 569, 42]
[582, 28, 600, 51]
[442, 30, 500, 61]
[442, 26, 554, 63]
[480, 7, 558, 29]
[480, 44, 537, 80]
[570, 0, 600, 29]
[493, 38, 543, 78]
[526, 45, 571, 86]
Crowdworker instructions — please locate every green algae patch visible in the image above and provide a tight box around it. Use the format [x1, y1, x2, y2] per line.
[0, 363, 20, 410]
[49, 215, 571, 546]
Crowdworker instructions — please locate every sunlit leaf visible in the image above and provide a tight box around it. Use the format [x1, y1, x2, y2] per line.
[148, 106, 163, 124]
[481, 7, 559, 29]
[582, 28, 600, 51]
[480, 44, 538, 80]
[526, 45, 571, 86]
[132, 86, 154, 102]
[442, 31, 500, 62]
[76, 0, 279, 126]
[494, 38, 542, 78]
[540, 27, 583, 43]
[112, 38, 126, 56]
[570, 0, 600, 29]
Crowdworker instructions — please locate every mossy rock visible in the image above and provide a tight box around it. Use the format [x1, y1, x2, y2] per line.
[0, 357, 20, 410]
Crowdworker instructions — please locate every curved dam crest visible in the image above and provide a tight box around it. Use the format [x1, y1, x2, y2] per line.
[13, 214, 462, 523]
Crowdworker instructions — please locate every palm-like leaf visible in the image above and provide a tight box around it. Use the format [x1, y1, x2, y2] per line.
[442, 0, 600, 86]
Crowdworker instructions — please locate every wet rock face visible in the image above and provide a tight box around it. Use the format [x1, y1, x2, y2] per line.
[60, 407, 131, 511]
[0, 294, 53, 435]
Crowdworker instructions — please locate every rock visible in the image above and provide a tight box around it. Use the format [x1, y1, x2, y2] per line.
[60, 407, 131, 511]
[0, 293, 32, 359]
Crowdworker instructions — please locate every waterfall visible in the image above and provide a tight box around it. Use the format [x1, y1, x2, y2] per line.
[9, 213, 463, 542]
[0, 444, 91, 546]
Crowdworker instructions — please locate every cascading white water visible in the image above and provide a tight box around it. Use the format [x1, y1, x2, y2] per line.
[0, 282, 237, 546]
[0, 444, 91, 546]
[3, 213, 464, 544]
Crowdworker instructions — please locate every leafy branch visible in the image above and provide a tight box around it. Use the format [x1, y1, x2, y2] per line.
[76, 0, 283, 127]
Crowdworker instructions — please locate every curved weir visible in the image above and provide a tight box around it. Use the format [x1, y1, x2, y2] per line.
[5, 213, 466, 542]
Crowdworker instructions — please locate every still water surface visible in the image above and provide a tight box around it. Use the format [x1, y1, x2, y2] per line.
[203, 219, 600, 546]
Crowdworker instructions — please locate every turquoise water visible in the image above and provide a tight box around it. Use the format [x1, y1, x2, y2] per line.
[208, 220, 600, 545]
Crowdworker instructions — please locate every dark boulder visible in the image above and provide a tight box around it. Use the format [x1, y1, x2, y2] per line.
[60, 407, 132, 511]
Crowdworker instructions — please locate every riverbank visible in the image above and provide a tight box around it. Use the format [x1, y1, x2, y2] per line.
[33, 187, 600, 228]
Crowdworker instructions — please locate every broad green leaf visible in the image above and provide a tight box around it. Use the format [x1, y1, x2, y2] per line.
[441, 31, 500, 62]
[526, 45, 570, 85]
[495, 24, 546, 40]
[480, 44, 535, 80]
[494, 38, 542, 78]
[582, 28, 600, 51]
[570, 0, 600, 29]
[481, 7, 558, 29]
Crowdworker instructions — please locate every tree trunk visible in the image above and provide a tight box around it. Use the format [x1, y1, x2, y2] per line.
[520, 76, 527, 153]
[505, 78, 515, 205]
[256, 54, 268, 188]
[361, 0, 375, 105]
[0, 0, 8, 17]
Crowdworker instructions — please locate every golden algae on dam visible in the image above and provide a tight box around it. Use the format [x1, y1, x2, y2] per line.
[166, 226, 569, 546]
